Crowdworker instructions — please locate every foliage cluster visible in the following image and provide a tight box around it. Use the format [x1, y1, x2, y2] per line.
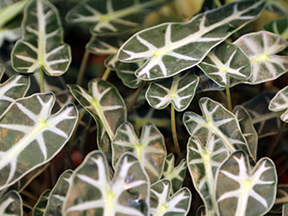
[1, 0, 288, 215]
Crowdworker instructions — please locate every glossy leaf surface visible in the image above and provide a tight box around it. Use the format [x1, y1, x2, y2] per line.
[44, 170, 73, 216]
[68, 79, 126, 158]
[63, 151, 149, 216]
[183, 97, 250, 155]
[0, 93, 78, 191]
[269, 85, 288, 122]
[118, 0, 265, 81]
[198, 41, 251, 87]
[146, 73, 199, 111]
[216, 151, 277, 216]
[0, 74, 30, 114]
[162, 153, 186, 194]
[0, 190, 22, 216]
[187, 134, 228, 216]
[150, 179, 191, 216]
[112, 122, 166, 184]
[234, 31, 288, 84]
[66, 0, 171, 35]
[11, 0, 71, 76]
[233, 105, 258, 160]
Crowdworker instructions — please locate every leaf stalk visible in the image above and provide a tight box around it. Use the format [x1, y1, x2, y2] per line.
[171, 104, 182, 158]
[76, 34, 97, 86]
[225, 86, 232, 111]
[39, 67, 44, 93]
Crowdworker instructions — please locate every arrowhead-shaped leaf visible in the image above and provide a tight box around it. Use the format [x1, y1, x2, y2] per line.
[146, 73, 199, 111]
[162, 153, 186, 194]
[68, 79, 126, 158]
[43, 170, 73, 216]
[183, 97, 250, 155]
[150, 179, 191, 216]
[32, 189, 51, 216]
[269, 85, 288, 122]
[112, 122, 166, 184]
[187, 134, 229, 216]
[216, 151, 277, 216]
[0, 93, 78, 191]
[0, 190, 23, 216]
[118, 0, 265, 81]
[234, 31, 288, 84]
[11, 0, 71, 76]
[198, 41, 251, 87]
[0, 74, 30, 114]
[233, 105, 258, 161]
[66, 0, 171, 35]
[63, 151, 150, 216]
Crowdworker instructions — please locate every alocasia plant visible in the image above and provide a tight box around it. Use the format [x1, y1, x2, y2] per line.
[1, 0, 288, 215]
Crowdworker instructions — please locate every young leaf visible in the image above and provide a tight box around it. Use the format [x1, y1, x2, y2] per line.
[112, 122, 166, 184]
[66, 0, 171, 35]
[0, 74, 30, 114]
[187, 134, 229, 216]
[43, 170, 73, 216]
[162, 153, 186, 194]
[146, 73, 199, 111]
[216, 151, 277, 216]
[233, 105, 258, 161]
[234, 31, 288, 84]
[269, 85, 288, 122]
[0, 190, 23, 216]
[68, 79, 126, 158]
[264, 15, 288, 41]
[243, 93, 284, 138]
[183, 97, 250, 155]
[11, 0, 71, 76]
[0, 93, 78, 191]
[118, 0, 265, 81]
[32, 190, 51, 216]
[150, 179, 191, 216]
[63, 151, 150, 216]
[198, 41, 251, 87]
